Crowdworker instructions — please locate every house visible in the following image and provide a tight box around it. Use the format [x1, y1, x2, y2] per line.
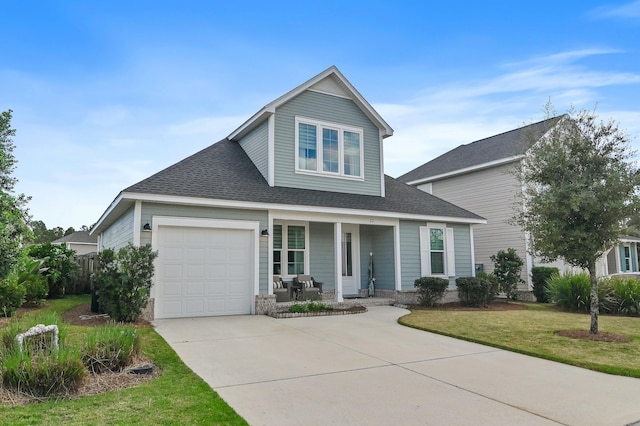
[399, 117, 627, 290]
[90, 66, 485, 319]
[606, 235, 640, 276]
[52, 231, 98, 255]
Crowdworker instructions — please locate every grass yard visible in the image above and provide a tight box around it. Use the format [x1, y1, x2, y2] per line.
[0, 296, 248, 426]
[399, 303, 640, 378]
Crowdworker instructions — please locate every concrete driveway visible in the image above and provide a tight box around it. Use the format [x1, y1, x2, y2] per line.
[154, 306, 640, 426]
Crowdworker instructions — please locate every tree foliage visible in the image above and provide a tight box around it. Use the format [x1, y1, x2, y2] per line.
[0, 110, 31, 278]
[514, 106, 640, 333]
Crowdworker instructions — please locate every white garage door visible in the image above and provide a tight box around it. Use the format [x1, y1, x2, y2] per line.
[155, 226, 254, 319]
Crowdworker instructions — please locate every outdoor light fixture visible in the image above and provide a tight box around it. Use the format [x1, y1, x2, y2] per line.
[261, 228, 269, 236]
[143, 223, 152, 231]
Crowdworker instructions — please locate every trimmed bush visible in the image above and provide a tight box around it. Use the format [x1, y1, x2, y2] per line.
[1, 346, 86, 396]
[490, 248, 524, 300]
[83, 324, 140, 374]
[603, 276, 640, 316]
[414, 277, 449, 307]
[547, 272, 610, 312]
[288, 302, 333, 313]
[531, 266, 559, 303]
[94, 244, 158, 322]
[456, 277, 496, 307]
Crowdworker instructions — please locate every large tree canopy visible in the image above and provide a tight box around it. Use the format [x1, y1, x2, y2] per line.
[514, 108, 640, 333]
[0, 109, 31, 278]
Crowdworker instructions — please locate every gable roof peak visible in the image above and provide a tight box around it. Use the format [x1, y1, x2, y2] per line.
[228, 66, 393, 141]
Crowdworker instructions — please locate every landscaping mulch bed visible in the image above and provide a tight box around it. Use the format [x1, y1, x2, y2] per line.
[270, 304, 367, 318]
[1, 303, 158, 406]
[61, 303, 152, 327]
[554, 330, 632, 343]
[409, 300, 529, 312]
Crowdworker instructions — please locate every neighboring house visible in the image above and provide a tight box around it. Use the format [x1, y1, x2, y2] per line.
[52, 231, 98, 255]
[399, 117, 629, 289]
[91, 66, 485, 319]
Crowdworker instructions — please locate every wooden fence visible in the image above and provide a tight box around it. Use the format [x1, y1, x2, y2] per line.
[67, 252, 97, 295]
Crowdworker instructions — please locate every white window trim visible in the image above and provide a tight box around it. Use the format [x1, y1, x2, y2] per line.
[420, 225, 456, 277]
[273, 221, 309, 279]
[294, 116, 364, 180]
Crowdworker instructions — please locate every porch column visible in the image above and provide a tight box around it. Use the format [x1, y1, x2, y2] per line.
[335, 222, 344, 302]
[394, 222, 402, 291]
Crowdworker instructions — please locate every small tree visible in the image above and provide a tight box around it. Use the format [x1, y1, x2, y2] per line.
[514, 106, 640, 334]
[490, 248, 524, 300]
[0, 109, 31, 278]
[94, 244, 158, 322]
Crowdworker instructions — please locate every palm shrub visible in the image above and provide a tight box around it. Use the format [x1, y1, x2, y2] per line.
[26, 243, 78, 298]
[490, 248, 524, 300]
[547, 272, 611, 312]
[531, 266, 559, 303]
[94, 244, 158, 322]
[455, 277, 496, 307]
[83, 324, 140, 374]
[604, 276, 640, 316]
[414, 277, 449, 306]
[13, 252, 48, 305]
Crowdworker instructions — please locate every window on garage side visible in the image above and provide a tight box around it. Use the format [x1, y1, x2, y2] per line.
[273, 223, 307, 277]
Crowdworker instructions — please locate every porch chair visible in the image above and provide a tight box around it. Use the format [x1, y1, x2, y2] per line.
[272, 275, 292, 302]
[294, 274, 323, 300]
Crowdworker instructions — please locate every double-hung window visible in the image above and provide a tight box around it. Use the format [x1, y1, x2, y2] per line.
[420, 225, 456, 277]
[273, 223, 307, 277]
[296, 117, 363, 179]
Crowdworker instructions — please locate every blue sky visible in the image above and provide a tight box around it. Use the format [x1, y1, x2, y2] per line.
[2, 1, 640, 229]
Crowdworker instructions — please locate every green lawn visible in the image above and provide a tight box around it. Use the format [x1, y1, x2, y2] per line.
[399, 303, 640, 378]
[0, 296, 248, 425]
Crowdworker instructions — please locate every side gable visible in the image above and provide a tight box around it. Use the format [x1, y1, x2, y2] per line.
[399, 116, 564, 185]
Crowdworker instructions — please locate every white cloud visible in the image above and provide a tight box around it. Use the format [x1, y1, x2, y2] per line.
[591, 1, 640, 19]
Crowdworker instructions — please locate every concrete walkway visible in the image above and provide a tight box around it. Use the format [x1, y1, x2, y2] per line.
[154, 306, 640, 426]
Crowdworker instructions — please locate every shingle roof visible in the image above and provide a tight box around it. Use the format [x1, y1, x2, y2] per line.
[398, 116, 564, 184]
[52, 231, 97, 244]
[124, 138, 483, 220]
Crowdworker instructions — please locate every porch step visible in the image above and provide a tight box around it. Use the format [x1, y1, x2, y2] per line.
[340, 297, 396, 307]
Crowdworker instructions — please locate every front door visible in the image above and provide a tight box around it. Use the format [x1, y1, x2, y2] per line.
[341, 224, 360, 296]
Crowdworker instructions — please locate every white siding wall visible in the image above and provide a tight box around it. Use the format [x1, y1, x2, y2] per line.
[99, 207, 135, 251]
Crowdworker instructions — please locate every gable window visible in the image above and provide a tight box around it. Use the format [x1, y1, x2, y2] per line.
[295, 117, 363, 179]
[420, 225, 456, 277]
[273, 223, 308, 277]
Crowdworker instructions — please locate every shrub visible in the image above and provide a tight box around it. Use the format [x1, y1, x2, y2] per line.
[26, 243, 78, 298]
[414, 277, 449, 307]
[530, 266, 559, 303]
[13, 252, 48, 305]
[1, 346, 86, 396]
[490, 248, 524, 300]
[288, 302, 333, 313]
[0, 276, 26, 317]
[603, 276, 640, 316]
[547, 272, 610, 312]
[83, 324, 140, 374]
[94, 244, 158, 322]
[455, 277, 496, 307]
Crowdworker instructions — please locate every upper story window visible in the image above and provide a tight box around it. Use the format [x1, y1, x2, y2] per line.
[295, 117, 363, 179]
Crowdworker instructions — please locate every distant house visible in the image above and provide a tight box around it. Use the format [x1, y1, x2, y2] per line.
[91, 66, 485, 319]
[52, 231, 98, 255]
[399, 117, 634, 289]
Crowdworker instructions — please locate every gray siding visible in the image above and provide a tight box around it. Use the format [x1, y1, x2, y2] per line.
[274, 90, 382, 196]
[309, 222, 335, 290]
[140, 203, 269, 294]
[430, 164, 528, 283]
[100, 207, 134, 251]
[451, 223, 473, 280]
[399, 220, 421, 290]
[361, 225, 395, 290]
[238, 120, 269, 181]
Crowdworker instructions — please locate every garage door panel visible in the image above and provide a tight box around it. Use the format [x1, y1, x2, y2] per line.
[156, 225, 254, 319]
